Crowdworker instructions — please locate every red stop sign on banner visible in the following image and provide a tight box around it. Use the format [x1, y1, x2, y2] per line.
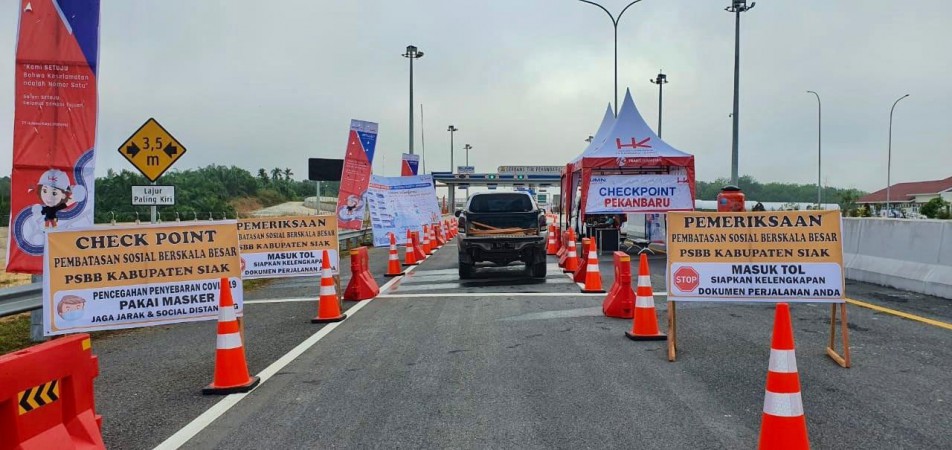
[674, 266, 700, 292]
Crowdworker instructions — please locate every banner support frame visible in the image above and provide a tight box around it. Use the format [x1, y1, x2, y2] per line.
[666, 300, 850, 369]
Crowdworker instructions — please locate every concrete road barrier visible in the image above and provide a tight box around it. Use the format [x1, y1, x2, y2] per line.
[843, 218, 952, 299]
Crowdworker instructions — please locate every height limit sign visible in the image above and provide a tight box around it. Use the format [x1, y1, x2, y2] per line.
[118, 118, 187, 182]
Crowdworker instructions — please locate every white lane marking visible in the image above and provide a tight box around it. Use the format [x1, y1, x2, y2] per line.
[377, 292, 669, 298]
[247, 291, 669, 303]
[244, 297, 315, 305]
[154, 265, 418, 450]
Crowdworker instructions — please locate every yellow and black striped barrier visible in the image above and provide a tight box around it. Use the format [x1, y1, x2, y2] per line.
[18, 379, 60, 415]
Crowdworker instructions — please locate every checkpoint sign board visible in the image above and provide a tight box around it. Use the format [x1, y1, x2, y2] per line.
[42, 222, 242, 336]
[118, 118, 187, 182]
[666, 210, 844, 303]
[237, 215, 340, 279]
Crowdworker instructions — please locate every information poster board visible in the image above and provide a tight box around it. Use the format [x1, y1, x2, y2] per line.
[238, 215, 339, 279]
[366, 175, 441, 247]
[42, 222, 242, 336]
[666, 211, 844, 303]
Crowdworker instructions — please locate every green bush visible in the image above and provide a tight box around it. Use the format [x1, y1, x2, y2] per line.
[920, 197, 950, 219]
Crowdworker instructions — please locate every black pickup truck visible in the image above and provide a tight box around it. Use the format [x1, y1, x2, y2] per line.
[455, 192, 547, 279]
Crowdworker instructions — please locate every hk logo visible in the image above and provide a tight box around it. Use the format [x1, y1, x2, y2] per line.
[616, 137, 652, 150]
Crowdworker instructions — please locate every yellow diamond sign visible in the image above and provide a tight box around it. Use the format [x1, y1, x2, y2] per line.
[118, 118, 187, 182]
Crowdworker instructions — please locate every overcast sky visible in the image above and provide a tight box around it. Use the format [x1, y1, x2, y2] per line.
[1, 0, 950, 193]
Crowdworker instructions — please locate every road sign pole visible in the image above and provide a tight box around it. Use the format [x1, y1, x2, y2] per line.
[30, 274, 46, 342]
[150, 181, 157, 224]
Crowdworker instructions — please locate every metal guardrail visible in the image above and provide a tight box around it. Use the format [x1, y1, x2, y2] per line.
[0, 228, 372, 319]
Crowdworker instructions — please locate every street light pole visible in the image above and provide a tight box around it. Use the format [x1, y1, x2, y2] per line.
[579, 0, 643, 117]
[447, 125, 458, 172]
[887, 94, 910, 215]
[650, 71, 668, 137]
[807, 91, 821, 206]
[726, 0, 755, 185]
[402, 45, 424, 155]
[464, 144, 472, 166]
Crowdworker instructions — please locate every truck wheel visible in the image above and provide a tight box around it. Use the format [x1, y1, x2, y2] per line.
[529, 260, 547, 278]
[459, 261, 475, 279]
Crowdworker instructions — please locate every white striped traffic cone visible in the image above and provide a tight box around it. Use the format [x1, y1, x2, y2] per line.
[203, 278, 260, 395]
[386, 232, 405, 276]
[312, 249, 346, 323]
[758, 303, 809, 449]
[404, 229, 418, 266]
[625, 253, 665, 340]
[581, 243, 605, 293]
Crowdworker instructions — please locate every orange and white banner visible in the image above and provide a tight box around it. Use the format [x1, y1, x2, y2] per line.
[666, 211, 844, 303]
[42, 222, 242, 336]
[237, 215, 339, 279]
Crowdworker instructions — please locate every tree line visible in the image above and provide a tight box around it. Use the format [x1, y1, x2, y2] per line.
[696, 175, 866, 213]
[0, 166, 339, 225]
[0, 169, 901, 226]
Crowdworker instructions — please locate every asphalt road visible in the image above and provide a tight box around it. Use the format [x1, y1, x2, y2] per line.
[87, 241, 952, 449]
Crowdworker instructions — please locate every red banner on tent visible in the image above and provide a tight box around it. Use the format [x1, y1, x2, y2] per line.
[335, 120, 378, 230]
[7, 1, 100, 274]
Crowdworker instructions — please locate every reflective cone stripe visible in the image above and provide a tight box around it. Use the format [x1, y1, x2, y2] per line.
[204, 278, 260, 394]
[404, 229, 418, 266]
[312, 250, 346, 323]
[582, 246, 604, 293]
[626, 253, 665, 340]
[758, 303, 809, 450]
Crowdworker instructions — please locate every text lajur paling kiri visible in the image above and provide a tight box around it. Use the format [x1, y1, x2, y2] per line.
[54, 230, 235, 283]
[598, 186, 677, 208]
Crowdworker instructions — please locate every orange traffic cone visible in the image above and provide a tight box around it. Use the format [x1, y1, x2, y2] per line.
[429, 223, 439, 251]
[581, 242, 605, 293]
[386, 232, 405, 276]
[434, 223, 444, 246]
[546, 225, 558, 255]
[758, 303, 809, 450]
[412, 231, 427, 261]
[421, 225, 432, 254]
[573, 238, 591, 283]
[312, 250, 346, 323]
[404, 229, 418, 266]
[625, 253, 665, 340]
[563, 229, 579, 273]
[203, 278, 260, 395]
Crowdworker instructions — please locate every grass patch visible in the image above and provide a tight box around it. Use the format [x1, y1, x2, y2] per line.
[243, 278, 274, 291]
[0, 313, 32, 355]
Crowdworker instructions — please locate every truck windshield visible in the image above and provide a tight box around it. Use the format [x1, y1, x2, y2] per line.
[469, 194, 534, 213]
